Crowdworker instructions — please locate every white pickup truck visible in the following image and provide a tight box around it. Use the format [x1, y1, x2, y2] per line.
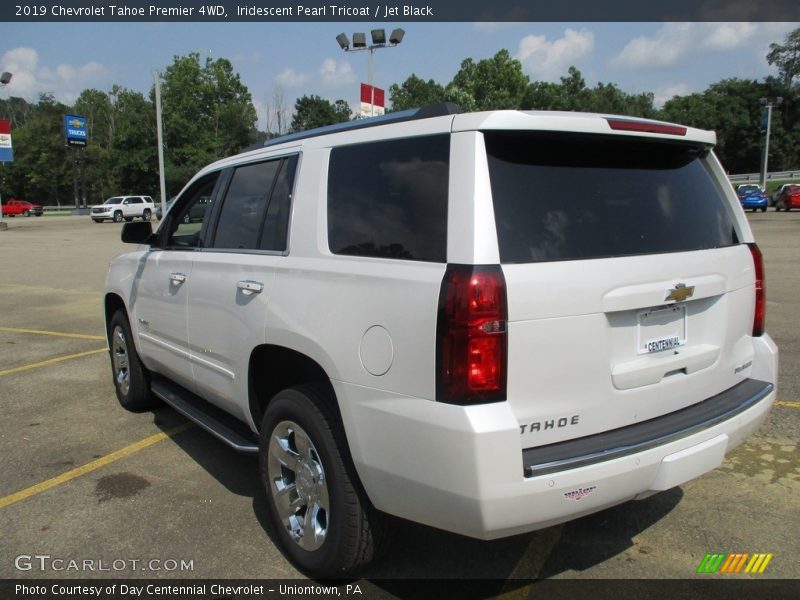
[91, 195, 155, 223]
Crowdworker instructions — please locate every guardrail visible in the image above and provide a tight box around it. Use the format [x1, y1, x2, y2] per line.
[729, 170, 800, 183]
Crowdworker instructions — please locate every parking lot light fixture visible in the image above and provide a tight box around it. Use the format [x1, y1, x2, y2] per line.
[336, 30, 405, 116]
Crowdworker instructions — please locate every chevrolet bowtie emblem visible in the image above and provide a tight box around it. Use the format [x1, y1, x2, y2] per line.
[665, 283, 695, 302]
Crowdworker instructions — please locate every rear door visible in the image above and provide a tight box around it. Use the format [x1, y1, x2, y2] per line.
[187, 155, 297, 421]
[482, 132, 756, 447]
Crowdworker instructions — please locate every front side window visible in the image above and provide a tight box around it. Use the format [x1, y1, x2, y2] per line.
[327, 135, 450, 263]
[165, 174, 220, 248]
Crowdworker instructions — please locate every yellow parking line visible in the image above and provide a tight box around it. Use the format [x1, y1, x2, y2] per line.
[0, 423, 194, 510]
[0, 325, 105, 341]
[775, 400, 800, 410]
[0, 348, 107, 377]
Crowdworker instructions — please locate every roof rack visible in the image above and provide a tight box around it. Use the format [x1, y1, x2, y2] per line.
[246, 103, 463, 152]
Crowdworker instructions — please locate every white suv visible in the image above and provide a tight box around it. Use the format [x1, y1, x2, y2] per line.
[91, 195, 155, 223]
[104, 106, 778, 577]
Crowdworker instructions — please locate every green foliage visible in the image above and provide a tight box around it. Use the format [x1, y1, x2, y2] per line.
[290, 95, 351, 132]
[767, 28, 800, 88]
[450, 49, 528, 110]
[1, 94, 73, 205]
[159, 53, 258, 195]
[389, 74, 446, 111]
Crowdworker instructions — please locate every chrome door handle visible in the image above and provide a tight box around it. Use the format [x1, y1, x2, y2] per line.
[169, 272, 187, 284]
[237, 280, 264, 295]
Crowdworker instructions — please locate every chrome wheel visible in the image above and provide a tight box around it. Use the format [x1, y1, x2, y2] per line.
[111, 325, 131, 396]
[268, 420, 329, 551]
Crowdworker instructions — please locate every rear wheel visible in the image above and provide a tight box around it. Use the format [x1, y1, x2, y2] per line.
[22, 210, 30, 217]
[761, 206, 767, 212]
[259, 385, 390, 577]
[108, 310, 158, 412]
[142, 209, 152, 221]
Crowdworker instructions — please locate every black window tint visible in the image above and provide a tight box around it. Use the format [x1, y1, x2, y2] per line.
[214, 160, 281, 249]
[485, 133, 738, 263]
[328, 135, 449, 262]
[167, 174, 219, 248]
[260, 155, 298, 251]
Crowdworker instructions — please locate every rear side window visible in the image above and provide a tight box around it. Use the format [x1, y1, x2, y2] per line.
[328, 135, 449, 262]
[485, 133, 738, 263]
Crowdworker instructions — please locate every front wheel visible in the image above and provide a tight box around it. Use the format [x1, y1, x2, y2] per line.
[259, 385, 390, 577]
[113, 211, 123, 223]
[108, 310, 158, 412]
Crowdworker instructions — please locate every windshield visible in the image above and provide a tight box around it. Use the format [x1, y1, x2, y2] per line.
[104, 197, 123, 205]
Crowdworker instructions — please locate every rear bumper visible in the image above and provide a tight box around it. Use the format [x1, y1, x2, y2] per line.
[339, 335, 778, 540]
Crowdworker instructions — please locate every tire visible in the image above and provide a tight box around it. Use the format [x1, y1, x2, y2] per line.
[184, 214, 191, 224]
[142, 209, 151, 221]
[259, 385, 390, 577]
[108, 310, 158, 412]
[761, 207, 767, 213]
[113, 211, 123, 223]
[22, 210, 30, 217]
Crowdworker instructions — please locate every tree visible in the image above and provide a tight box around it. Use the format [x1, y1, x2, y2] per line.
[290, 95, 351, 132]
[450, 49, 529, 110]
[2, 94, 73, 205]
[389, 74, 446, 111]
[264, 84, 290, 139]
[660, 78, 770, 173]
[767, 27, 800, 89]
[159, 53, 258, 194]
[523, 67, 655, 117]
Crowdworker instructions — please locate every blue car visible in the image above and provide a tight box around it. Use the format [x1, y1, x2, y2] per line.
[736, 184, 768, 212]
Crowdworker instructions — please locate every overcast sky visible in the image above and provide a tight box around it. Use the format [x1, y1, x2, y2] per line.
[3, 22, 798, 129]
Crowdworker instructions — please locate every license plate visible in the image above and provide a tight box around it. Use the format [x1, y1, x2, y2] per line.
[638, 305, 687, 354]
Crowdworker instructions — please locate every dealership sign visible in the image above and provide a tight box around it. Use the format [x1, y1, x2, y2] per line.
[64, 114, 88, 147]
[360, 84, 385, 118]
[0, 119, 12, 162]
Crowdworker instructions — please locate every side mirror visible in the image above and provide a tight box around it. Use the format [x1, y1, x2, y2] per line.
[121, 221, 154, 245]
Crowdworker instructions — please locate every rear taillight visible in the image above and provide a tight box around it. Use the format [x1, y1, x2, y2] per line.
[436, 264, 507, 404]
[748, 243, 765, 337]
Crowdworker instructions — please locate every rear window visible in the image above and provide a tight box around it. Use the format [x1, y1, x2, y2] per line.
[485, 133, 738, 264]
[327, 135, 449, 262]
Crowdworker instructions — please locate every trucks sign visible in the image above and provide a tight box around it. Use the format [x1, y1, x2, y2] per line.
[64, 114, 88, 147]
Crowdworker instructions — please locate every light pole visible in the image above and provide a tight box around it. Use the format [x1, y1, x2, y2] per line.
[154, 71, 167, 222]
[0, 71, 12, 229]
[336, 29, 405, 117]
[759, 97, 783, 190]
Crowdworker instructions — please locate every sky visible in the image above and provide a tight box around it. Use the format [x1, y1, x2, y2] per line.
[3, 21, 799, 130]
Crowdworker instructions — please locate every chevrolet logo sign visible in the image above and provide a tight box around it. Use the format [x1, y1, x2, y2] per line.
[665, 283, 695, 302]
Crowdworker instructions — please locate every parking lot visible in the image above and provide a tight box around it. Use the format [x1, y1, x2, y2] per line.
[0, 213, 798, 589]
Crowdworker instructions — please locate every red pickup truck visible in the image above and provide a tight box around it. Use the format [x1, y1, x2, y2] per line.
[2, 199, 44, 217]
